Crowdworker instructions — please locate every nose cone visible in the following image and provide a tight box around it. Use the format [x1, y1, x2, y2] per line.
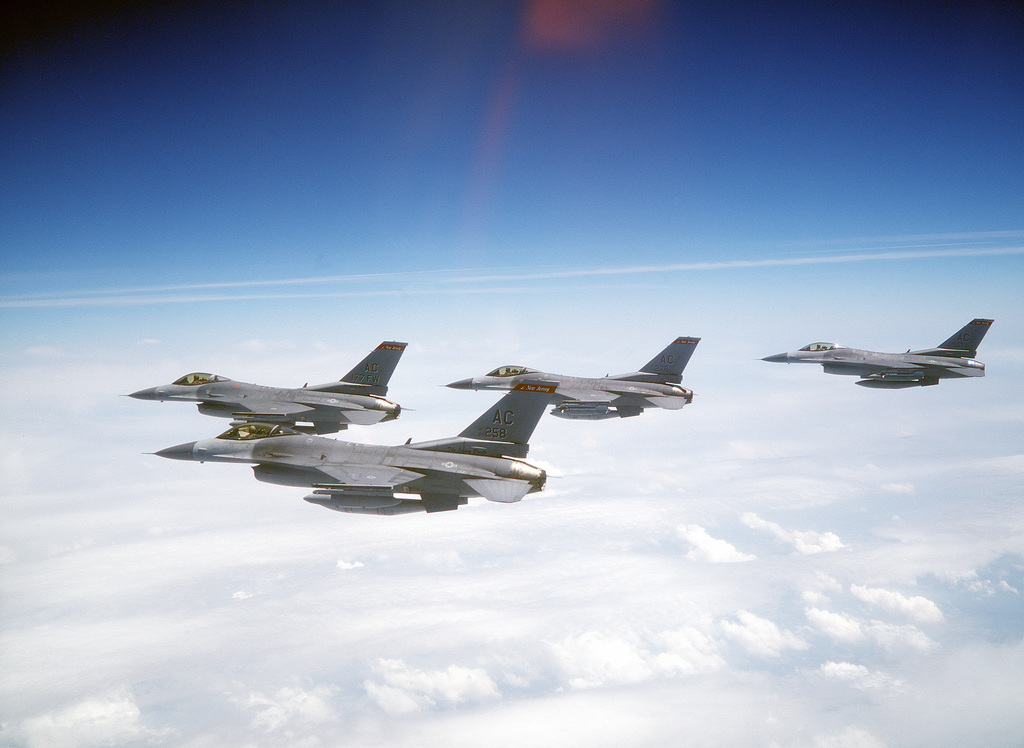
[154, 441, 197, 460]
[761, 352, 790, 363]
[129, 386, 160, 400]
[446, 378, 476, 390]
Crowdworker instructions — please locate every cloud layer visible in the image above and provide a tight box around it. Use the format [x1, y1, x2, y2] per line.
[2, 262, 1022, 747]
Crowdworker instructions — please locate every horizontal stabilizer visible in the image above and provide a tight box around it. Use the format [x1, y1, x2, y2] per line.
[464, 478, 532, 503]
[644, 394, 691, 410]
[340, 408, 389, 425]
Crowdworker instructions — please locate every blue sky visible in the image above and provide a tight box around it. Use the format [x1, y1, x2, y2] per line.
[3, 1, 1022, 287]
[2, 2, 1023, 746]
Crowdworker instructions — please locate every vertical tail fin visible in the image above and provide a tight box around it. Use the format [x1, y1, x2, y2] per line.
[936, 319, 993, 357]
[458, 382, 556, 445]
[638, 337, 701, 382]
[339, 341, 408, 394]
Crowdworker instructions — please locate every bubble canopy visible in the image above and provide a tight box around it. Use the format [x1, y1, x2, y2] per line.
[485, 365, 539, 377]
[798, 342, 842, 352]
[216, 423, 300, 440]
[172, 372, 227, 386]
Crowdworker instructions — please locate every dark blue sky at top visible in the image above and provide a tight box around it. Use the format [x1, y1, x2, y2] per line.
[1, 0, 1022, 289]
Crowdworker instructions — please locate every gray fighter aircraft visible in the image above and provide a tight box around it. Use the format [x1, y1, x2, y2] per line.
[762, 319, 993, 388]
[130, 341, 407, 433]
[447, 337, 700, 419]
[153, 382, 555, 515]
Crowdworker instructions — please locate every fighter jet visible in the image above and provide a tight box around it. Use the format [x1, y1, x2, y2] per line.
[447, 337, 700, 420]
[152, 382, 555, 515]
[130, 341, 407, 433]
[762, 319, 993, 388]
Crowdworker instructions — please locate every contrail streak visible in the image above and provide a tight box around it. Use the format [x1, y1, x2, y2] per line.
[2, 244, 1021, 309]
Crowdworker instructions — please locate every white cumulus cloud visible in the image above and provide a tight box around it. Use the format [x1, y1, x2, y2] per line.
[819, 661, 904, 693]
[651, 626, 727, 675]
[676, 524, 755, 563]
[551, 627, 726, 689]
[850, 584, 944, 623]
[242, 685, 338, 731]
[364, 659, 500, 713]
[552, 631, 653, 689]
[720, 610, 808, 658]
[806, 606, 937, 652]
[805, 607, 865, 643]
[864, 621, 937, 653]
[802, 590, 831, 606]
[16, 688, 149, 747]
[741, 513, 845, 554]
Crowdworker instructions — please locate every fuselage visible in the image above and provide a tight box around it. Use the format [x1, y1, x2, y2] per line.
[158, 432, 546, 500]
[130, 377, 400, 430]
[763, 341, 985, 388]
[766, 346, 985, 379]
[448, 370, 693, 405]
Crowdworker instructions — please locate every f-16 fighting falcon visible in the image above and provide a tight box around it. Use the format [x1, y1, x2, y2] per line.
[153, 382, 556, 515]
[446, 337, 700, 420]
[130, 341, 407, 433]
[762, 319, 993, 389]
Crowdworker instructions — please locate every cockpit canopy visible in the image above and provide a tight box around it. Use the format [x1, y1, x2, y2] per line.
[486, 365, 538, 378]
[172, 372, 227, 386]
[798, 342, 841, 352]
[216, 423, 299, 440]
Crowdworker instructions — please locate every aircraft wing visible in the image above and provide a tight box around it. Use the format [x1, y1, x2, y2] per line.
[555, 381, 668, 401]
[548, 386, 610, 403]
[595, 381, 666, 397]
[315, 463, 423, 487]
[233, 399, 387, 427]
[232, 401, 315, 417]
